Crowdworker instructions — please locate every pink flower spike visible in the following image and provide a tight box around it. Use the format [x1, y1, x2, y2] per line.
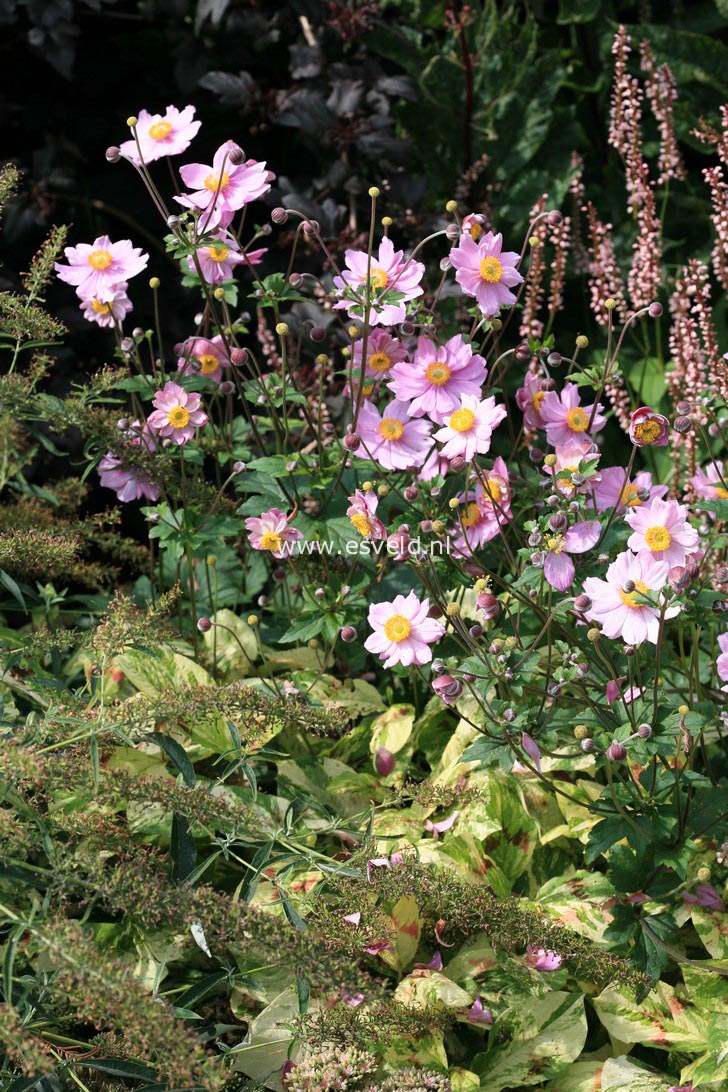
[543, 520, 601, 592]
[388, 334, 488, 423]
[119, 105, 201, 165]
[540, 382, 606, 448]
[333, 236, 425, 326]
[449, 230, 523, 317]
[245, 508, 303, 559]
[147, 381, 208, 444]
[80, 283, 133, 328]
[366, 857, 392, 883]
[525, 946, 563, 972]
[365, 590, 445, 669]
[625, 497, 699, 568]
[465, 997, 494, 1025]
[343, 912, 361, 926]
[520, 732, 542, 773]
[629, 406, 669, 447]
[434, 394, 507, 461]
[176, 141, 273, 230]
[356, 399, 433, 472]
[55, 235, 149, 302]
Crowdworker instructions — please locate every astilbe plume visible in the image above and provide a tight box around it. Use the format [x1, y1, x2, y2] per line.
[584, 203, 627, 326]
[640, 39, 686, 184]
[547, 213, 571, 321]
[703, 165, 728, 290]
[519, 194, 548, 340]
[627, 168, 661, 310]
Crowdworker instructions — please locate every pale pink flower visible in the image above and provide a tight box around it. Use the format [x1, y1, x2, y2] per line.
[434, 394, 507, 461]
[540, 383, 606, 447]
[543, 521, 601, 591]
[424, 810, 458, 836]
[80, 283, 132, 328]
[449, 230, 523, 317]
[460, 213, 486, 241]
[625, 497, 699, 568]
[605, 678, 645, 705]
[333, 236, 425, 326]
[592, 467, 667, 513]
[55, 235, 148, 302]
[346, 489, 386, 540]
[582, 550, 679, 645]
[629, 406, 669, 447]
[525, 947, 562, 972]
[119, 105, 201, 165]
[549, 443, 599, 498]
[186, 232, 248, 285]
[717, 632, 728, 692]
[351, 328, 409, 381]
[147, 381, 208, 444]
[452, 457, 512, 554]
[98, 420, 158, 503]
[388, 334, 487, 423]
[356, 398, 433, 471]
[690, 460, 728, 502]
[244, 508, 303, 559]
[516, 373, 548, 430]
[177, 335, 230, 384]
[417, 449, 450, 482]
[176, 141, 273, 229]
[365, 590, 445, 669]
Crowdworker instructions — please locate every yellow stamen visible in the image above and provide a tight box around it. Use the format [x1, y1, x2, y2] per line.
[461, 503, 481, 528]
[259, 530, 283, 553]
[479, 255, 503, 283]
[198, 354, 219, 375]
[368, 351, 392, 373]
[384, 614, 411, 642]
[532, 390, 545, 411]
[425, 360, 451, 387]
[449, 407, 476, 432]
[566, 407, 589, 432]
[204, 171, 230, 192]
[149, 120, 173, 141]
[350, 513, 372, 537]
[546, 535, 566, 554]
[167, 405, 190, 429]
[619, 579, 650, 608]
[468, 223, 482, 240]
[620, 483, 642, 507]
[634, 419, 661, 445]
[482, 477, 503, 504]
[644, 525, 671, 552]
[379, 417, 404, 441]
[91, 299, 112, 314]
[365, 266, 389, 290]
[87, 249, 112, 271]
[207, 244, 230, 262]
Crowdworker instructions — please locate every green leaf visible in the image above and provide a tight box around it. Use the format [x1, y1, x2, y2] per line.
[148, 732, 196, 787]
[171, 812, 197, 881]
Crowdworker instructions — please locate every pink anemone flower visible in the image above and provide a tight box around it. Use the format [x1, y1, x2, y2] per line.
[177, 335, 230, 384]
[244, 508, 303, 559]
[717, 632, 728, 692]
[55, 235, 148, 302]
[147, 381, 208, 444]
[365, 590, 445, 669]
[80, 283, 133, 328]
[592, 467, 667, 513]
[542, 520, 601, 591]
[582, 550, 679, 645]
[186, 232, 249, 285]
[629, 406, 669, 447]
[351, 328, 409, 382]
[346, 489, 386, 540]
[540, 382, 606, 448]
[356, 398, 433, 471]
[388, 334, 487, 423]
[516, 372, 549, 430]
[449, 230, 523, 317]
[434, 395, 507, 461]
[690, 460, 728, 503]
[176, 141, 273, 229]
[119, 105, 201, 164]
[451, 458, 512, 554]
[333, 236, 425, 326]
[625, 497, 699, 569]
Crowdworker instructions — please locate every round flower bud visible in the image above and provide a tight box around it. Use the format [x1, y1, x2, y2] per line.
[528, 235, 540, 247]
[310, 326, 326, 342]
[604, 297, 617, 310]
[374, 746, 395, 776]
[247, 614, 259, 627]
[126, 115, 138, 127]
[637, 723, 652, 739]
[587, 627, 601, 642]
[548, 512, 568, 532]
[343, 433, 361, 452]
[431, 659, 446, 676]
[213, 287, 225, 299]
[289, 272, 304, 288]
[197, 617, 212, 633]
[227, 144, 244, 164]
[648, 301, 663, 318]
[230, 347, 248, 365]
[404, 485, 418, 501]
[377, 484, 389, 497]
[445, 602, 461, 618]
[529, 447, 544, 463]
[477, 592, 499, 619]
[622, 579, 636, 594]
[117, 417, 130, 431]
[547, 209, 563, 226]
[400, 320, 416, 336]
[148, 276, 160, 290]
[272, 566, 286, 582]
[420, 519, 433, 533]
[515, 343, 531, 361]
[697, 866, 711, 883]
[362, 480, 373, 492]
[674, 415, 692, 434]
[547, 351, 562, 367]
[580, 738, 594, 753]
[275, 322, 289, 336]
[448, 497, 460, 510]
[232, 461, 247, 475]
[462, 672, 476, 683]
[606, 741, 627, 762]
[575, 334, 589, 349]
[315, 353, 329, 367]
[381, 216, 393, 227]
[302, 220, 319, 236]
[469, 624, 483, 640]
[449, 455, 466, 472]
[678, 704, 690, 715]
[219, 381, 234, 394]
[543, 454, 557, 468]
[503, 707, 516, 722]
[574, 724, 589, 740]
[368, 186, 380, 198]
[105, 146, 121, 163]
[431, 520, 446, 534]
[445, 199, 458, 213]
[271, 207, 288, 224]
[432, 674, 463, 704]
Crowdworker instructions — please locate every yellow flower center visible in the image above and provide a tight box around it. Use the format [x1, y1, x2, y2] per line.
[714, 486, 728, 499]
[546, 535, 566, 554]
[365, 266, 389, 290]
[620, 483, 641, 507]
[87, 248, 112, 271]
[204, 171, 230, 192]
[425, 360, 452, 387]
[566, 407, 589, 432]
[368, 351, 392, 373]
[91, 299, 112, 314]
[482, 477, 503, 504]
[259, 530, 283, 553]
[384, 614, 411, 642]
[449, 407, 476, 433]
[479, 256, 503, 283]
[634, 419, 661, 445]
[167, 405, 190, 429]
[207, 244, 230, 262]
[461, 503, 481, 528]
[644, 525, 671, 552]
[379, 417, 404, 441]
[468, 223, 482, 240]
[149, 120, 173, 140]
[198, 354, 219, 375]
[532, 390, 545, 411]
[350, 513, 372, 537]
[619, 579, 650, 608]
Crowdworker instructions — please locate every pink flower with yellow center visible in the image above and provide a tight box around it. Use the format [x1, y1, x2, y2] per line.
[333, 237, 425, 326]
[540, 382, 606, 448]
[365, 591, 445, 669]
[176, 335, 230, 384]
[715, 632, 728, 691]
[449, 230, 523, 317]
[451, 457, 512, 554]
[548, 443, 599, 498]
[434, 394, 507, 461]
[582, 549, 679, 645]
[346, 489, 386, 540]
[351, 328, 409, 384]
[55, 235, 148, 303]
[461, 212, 486, 241]
[516, 373, 549, 430]
[629, 406, 669, 447]
[245, 508, 303, 559]
[176, 141, 274, 230]
[80, 283, 133, 328]
[147, 381, 208, 444]
[119, 105, 201, 165]
[542, 520, 601, 591]
[388, 334, 487, 423]
[592, 467, 667, 513]
[356, 398, 433, 471]
[690, 460, 728, 502]
[186, 232, 250, 285]
[625, 497, 699, 568]
[98, 420, 158, 504]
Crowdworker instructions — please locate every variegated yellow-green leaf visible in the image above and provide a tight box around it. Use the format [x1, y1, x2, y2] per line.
[230, 986, 298, 1080]
[448, 1067, 480, 1092]
[593, 982, 708, 1051]
[598, 1056, 675, 1090]
[370, 703, 415, 755]
[378, 894, 421, 972]
[691, 905, 728, 958]
[393, 969, 472, 1010]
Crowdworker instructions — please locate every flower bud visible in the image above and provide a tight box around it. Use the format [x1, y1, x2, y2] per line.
[548, 512, 568, 532]
[227, 144, 244, 164]
[587, 627, 600, 642]
[674, 415, 692, 434]
[606, 741, 627, 762]
[450, 456, 466, 472]
[574, 724, 589, 740]
[105, 146, 121, 163]
[432, 674, 463, 704]
[404, 485, 418, 501]
[622, 580, 636, 594]
[343, 433, 361, 452]
[637, 723, 652, 739]
[302, 219, 319, 236]
[648, 301, 663, 318]
[575, 334, 589, 349]
[400, 320, 416, 336]
[580, 738, 594, 753]
[339, 625, 357, 645]
[197, 617, 212, 633]
[219, 380, 234, 394]
[697, 866, 711, 882]
[275, 322, 289, 336]
[476, 592, 499, 619]
[374, 746, 395, 776]
[230, 347, 248, 366]
[469, 624, 483, 640]
[271, 207, 288, 224]
[515, 343, 531, 362]
[547, 351, 562, 367]
[289, 272, 304, 288]
[310, 326, 326, 342]
[503, 707, 516, 722]
[445, 223, 461, 241]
